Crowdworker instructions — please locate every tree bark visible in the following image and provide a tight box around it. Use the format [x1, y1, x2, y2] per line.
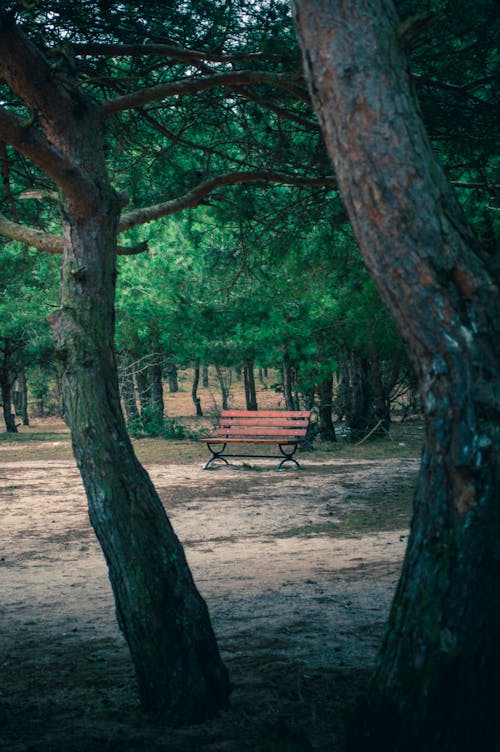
[0, 339, 18, 433]
[12, 369, 29, 426]
[166, 358, 179, 393]
[118, 353, 140, 422]
[0, 17, 228, 722]
[317, 376, 336, 441]
[293, 1, 500, 749]
[282, 351, 295, 411]
[192, 360, 203, 416]
[202, 365, 209, 388]
[214, 363, 230, 410]
[243, 360, 258, 411]
[149, 359, 164, 419]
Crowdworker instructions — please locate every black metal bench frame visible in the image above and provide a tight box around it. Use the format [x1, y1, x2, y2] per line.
[201, 410, 312, 471]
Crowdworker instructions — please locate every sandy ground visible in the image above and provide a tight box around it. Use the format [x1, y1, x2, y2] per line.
[0, 447, 418, 751]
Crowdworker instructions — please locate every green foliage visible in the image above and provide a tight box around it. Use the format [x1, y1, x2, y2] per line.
[127, 408, 198, 440]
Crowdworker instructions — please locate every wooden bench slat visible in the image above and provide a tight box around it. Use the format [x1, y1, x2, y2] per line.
[221, 410, 311, 418]
[216, 427, 307, 437]
[219, 418, 310, 428]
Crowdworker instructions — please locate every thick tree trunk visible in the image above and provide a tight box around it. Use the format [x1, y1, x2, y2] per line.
[317, 376, 336, 441]
[0, 339, 17, 433]
[294, 1, 500, 749]
[243, 360, 258, 411]
[46, 109, 228, 723]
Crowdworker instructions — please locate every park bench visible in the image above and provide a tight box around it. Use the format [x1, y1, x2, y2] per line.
[202, 409, 312, 470]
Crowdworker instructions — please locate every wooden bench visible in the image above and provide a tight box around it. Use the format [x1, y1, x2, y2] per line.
[202, 409, 312, 470]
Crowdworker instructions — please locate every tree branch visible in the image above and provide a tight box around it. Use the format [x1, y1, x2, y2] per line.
[0, 213, 148, 256]
[119, 170, 336, 231]
[0, 107, 87, 200]
[0, 212, 63, 254]
[103, 70, 308, 115]
[72, 42, 285, 65]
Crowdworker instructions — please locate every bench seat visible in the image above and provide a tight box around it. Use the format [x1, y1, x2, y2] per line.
[202, 409, 312, 470]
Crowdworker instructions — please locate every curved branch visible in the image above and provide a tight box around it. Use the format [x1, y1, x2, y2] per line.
[0, 212, 63, 254]
[103, 70, 308, 115]
[119, 170, 336, 231]
[0, 213, 147, 256]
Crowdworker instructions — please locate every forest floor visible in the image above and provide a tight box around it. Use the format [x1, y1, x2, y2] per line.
[0, 372, 423, 751]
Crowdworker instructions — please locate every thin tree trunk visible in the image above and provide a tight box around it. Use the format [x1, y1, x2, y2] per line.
[134, 360, 150, 417]
[282, 351, 295, 411]
[192, 360, 203, 416]
[294, 2, 500, 748]
[202, 365, 209, 388]
[12, 369, 29, 426]
[119, 354, 140, 422]
[166, 358, 179, 393]
[149, 360, 164, 418]
[317, 376, 336, 441]
[243, 360, 258, 411]
[214, 364, 229, 410]
[0, 339, 17, 433]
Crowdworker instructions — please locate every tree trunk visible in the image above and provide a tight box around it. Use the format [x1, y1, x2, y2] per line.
[294, 2, 500, 749]
[149, 359, 164, 419]
[45, 105, 228, 722]
[214, 363, 229, 410]
[12, 369, 29, 426]
[119, 353, 140, 422]
[166, 358, 179, 393]
[134, 359, 150, 417]
[346, 349, 373, 436]
[243, 360, 258, 411]
[191, 360, 203, 416]
[0, 339, 18, 433]
[317, 376, 336, 441]
[282, 351, 295, 411]
[202, 365, 209, 388]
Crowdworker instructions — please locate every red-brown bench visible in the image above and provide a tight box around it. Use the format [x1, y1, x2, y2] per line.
[202, 409, 312, 470]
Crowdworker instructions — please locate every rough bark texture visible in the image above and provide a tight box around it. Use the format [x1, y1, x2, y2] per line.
[0, 15, 228, 724]
[293, 1, 500, 750]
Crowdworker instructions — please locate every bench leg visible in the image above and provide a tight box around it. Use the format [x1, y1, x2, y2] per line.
[204, 442, 229, 470]
[276, 443, 301, 471]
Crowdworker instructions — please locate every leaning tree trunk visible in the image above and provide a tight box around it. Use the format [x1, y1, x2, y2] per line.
[294, 2, 500, 750]
[46, 108, 228, 723]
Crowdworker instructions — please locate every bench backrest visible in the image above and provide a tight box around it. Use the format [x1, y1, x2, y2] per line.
[216, 410, 312, 439]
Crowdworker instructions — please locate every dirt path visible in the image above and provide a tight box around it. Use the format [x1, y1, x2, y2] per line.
[0, 454, 418, 751]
